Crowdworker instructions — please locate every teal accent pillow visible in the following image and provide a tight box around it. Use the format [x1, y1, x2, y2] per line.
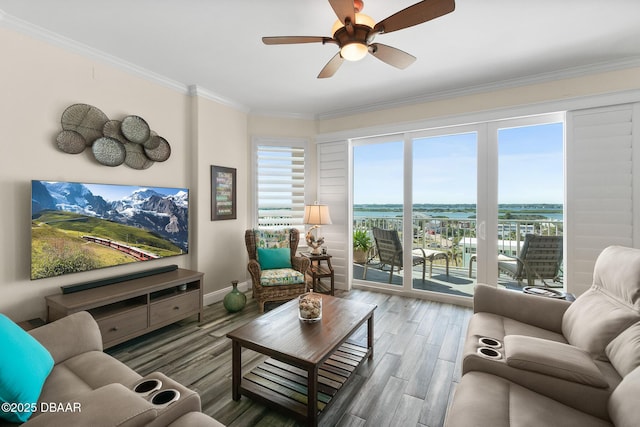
[0, 314, 54, 423]
[257, 247, 292, 270]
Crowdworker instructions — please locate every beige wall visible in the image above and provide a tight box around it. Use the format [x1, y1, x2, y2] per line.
[317, 67, 640, 135]
[191, 94, 249, 294]
[0, 28, 250, 321]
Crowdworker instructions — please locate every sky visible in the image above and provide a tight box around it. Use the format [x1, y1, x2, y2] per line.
[353, 122, 563, 205]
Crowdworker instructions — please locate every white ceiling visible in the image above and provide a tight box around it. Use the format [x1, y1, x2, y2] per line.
[2, 0, 640, 118]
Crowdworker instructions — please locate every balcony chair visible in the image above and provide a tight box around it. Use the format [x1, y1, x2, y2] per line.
[365, 227, 449, 284]
[497, 233, 563, 287]
[245, 228, 311, 312]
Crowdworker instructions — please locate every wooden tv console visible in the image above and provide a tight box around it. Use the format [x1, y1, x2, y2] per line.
[45, 268, 204, 349]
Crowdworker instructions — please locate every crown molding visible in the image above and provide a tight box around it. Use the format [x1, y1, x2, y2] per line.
[0, 10, 251, 113]
[0, 11, 190, 94]
[188, 85, 249, 113]
[316, 56, 640, 120]
[248, 110, 316, 121]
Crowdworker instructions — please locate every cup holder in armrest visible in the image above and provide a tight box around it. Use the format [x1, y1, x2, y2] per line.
[479, 337, 502, 349]
[150, 389, 181, 407]
[477, 347, 502, 359]
[132, 378, 163, 396]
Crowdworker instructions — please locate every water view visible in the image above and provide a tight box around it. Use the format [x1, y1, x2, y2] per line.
[354, 203, 563, 221]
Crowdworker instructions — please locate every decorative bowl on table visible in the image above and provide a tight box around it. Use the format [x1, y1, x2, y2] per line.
[298, 292, 322, 323]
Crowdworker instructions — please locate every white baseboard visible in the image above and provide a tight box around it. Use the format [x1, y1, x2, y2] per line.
[203, 280, 251, 306]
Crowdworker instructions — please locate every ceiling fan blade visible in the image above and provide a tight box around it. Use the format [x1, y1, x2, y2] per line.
[369, 43, 416, 69]
[374, 0, 455, 34]
[328, 0, 355, 25]
[262, 36, 330, 45]
[318, 52, 344, 78]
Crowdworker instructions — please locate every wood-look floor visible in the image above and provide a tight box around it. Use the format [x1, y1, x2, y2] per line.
[107, 289, 473, 427]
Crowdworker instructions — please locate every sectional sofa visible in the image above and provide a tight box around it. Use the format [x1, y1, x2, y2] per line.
[0, 311, 223, 426]
[445, 245, 640, 427]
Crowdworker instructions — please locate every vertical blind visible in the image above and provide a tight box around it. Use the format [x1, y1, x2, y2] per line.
[256, 144, 306, 230]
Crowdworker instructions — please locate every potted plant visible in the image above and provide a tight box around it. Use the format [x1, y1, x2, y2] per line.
[353, 229, 372, 264]
[448, 236, 462, 267]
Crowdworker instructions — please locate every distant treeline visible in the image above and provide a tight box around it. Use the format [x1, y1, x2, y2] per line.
[354, 204, 563, 214]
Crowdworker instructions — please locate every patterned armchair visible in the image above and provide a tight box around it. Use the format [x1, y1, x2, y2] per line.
[245, 228, 311, 312]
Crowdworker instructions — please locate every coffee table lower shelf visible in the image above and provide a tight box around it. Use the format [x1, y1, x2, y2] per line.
[240, 342, 368, 420]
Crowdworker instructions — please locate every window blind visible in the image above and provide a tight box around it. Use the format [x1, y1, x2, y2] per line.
[256, 144, 306, 230]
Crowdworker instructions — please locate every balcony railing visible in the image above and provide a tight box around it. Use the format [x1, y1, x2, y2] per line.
[354, 216, 563, 269]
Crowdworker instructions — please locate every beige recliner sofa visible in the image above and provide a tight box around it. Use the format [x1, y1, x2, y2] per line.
[1, 311, 223, 427]
[445, 245, 640, 427]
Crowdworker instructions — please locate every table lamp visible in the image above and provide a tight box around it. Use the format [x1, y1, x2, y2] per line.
[303, 203, 332, 254]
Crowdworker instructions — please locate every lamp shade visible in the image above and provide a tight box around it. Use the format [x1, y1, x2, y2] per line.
[303, 204, 332, 225]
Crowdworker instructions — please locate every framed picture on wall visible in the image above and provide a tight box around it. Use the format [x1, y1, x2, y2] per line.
[211, 165, 237, 220]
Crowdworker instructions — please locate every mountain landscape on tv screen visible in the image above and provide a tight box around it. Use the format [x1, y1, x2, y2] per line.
[31, 180, 188, 279]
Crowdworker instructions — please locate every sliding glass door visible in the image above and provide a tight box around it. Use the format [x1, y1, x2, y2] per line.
[352, 137, 404, 285]
[494, 119, 564, 289]
[411, 131, 478, 296]
[352, 130, 479, 296]
[351, 113, 565, 298]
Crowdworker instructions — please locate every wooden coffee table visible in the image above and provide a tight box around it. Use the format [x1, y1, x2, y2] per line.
[226, 294, 376, 426]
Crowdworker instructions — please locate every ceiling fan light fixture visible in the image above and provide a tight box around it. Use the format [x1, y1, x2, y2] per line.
[331, 19, 342, 36]
[340, 42, 368, 61]
[355, 12, 375, 29]
[331, 12, 375, 36]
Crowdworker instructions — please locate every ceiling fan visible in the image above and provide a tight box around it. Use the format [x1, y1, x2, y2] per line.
[262, 0, 455, 78]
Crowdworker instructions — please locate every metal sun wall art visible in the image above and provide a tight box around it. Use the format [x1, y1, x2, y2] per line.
[55, 103, 171, 169]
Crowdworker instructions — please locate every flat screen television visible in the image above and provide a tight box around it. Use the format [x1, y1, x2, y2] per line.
[31, 180, 189, 280]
